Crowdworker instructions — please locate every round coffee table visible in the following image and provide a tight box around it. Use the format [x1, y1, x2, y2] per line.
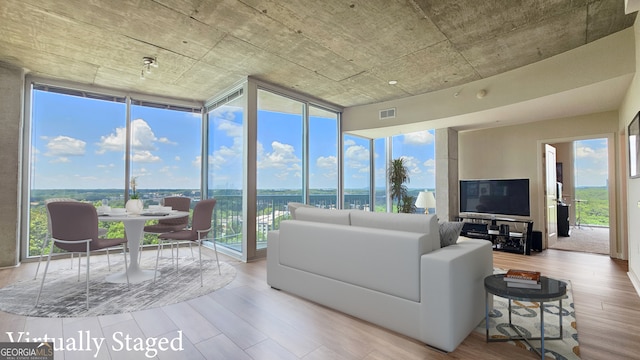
[484, 274, 567, 359]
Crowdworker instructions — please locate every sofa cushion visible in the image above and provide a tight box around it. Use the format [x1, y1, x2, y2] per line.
[294, 207, 351, 225]
[287, 202, 316, 219]
[350, 212, 440, 252]
[439, 221, 464, 247]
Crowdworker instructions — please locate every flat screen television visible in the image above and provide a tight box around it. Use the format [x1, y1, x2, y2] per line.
[459, 178, 530, 217]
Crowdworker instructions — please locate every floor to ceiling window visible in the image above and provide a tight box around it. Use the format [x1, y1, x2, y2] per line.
[28, 87, 126, 257]
[130, 101, 202, 246]
[391, 129, 436, 213]
[373, 138, 387, 212]
[309, 106, 338, 208]
[206, 89, 245, 253]
[343, 134, 371, 211]
[256, 90, 304, 247]
[26, 78, 341, 262]
[26, 84, 203, 258]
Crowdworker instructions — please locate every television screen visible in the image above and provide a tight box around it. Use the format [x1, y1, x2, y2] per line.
[459, 178, 530, 217]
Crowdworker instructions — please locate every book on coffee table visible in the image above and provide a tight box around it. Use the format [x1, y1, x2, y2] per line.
[506, 281, 542, 289]
[504, 269, 541, 284]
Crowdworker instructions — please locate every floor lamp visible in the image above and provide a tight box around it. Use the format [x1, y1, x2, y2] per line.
[415, 191, 436, 214]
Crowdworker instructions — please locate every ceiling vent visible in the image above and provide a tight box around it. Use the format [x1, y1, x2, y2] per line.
[379, 108, 396, 120]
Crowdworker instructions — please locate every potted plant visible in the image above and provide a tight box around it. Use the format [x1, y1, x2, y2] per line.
[389, 158, 412, 213]
[126, 177, 143, 214]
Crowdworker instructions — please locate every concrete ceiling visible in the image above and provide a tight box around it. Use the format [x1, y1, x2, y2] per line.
[0, 0, 636, 111]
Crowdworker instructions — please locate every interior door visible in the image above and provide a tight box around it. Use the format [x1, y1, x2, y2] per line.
[545, 144, 558, 248]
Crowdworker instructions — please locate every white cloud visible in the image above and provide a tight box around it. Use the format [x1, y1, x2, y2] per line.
[205, 119, 245, 171]
[209, 106, 242, 123]
[317, 156, 337, 169]
[158, 137, 176, 145]
[45, 136, 86, 157]
[209, 137, 243, 170]
[403, 131, 434, 145]
[345, 144, 369, 162]
[575, 146, 607, 160]
[218, 120, 243, 137]
[50, 157, 70, 163]
[96, 118, 166, 155]
[132, 150, 161, 163]
[399, 155, 422, 175]
[96, 126, 126, 154]
[344, 144, 370, 175]
[258, 141, 300, 169]
[344, 139, 356, 146]
[423, 158, 435, 167]
[175, 156, 181, 161]
[131, 119, 159, 151]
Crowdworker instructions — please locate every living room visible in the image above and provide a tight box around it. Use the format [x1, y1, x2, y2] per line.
[2, 1, 640, 359]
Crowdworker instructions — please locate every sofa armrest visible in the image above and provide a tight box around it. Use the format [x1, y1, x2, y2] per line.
[266, 230, 280, 288]
[419, 239, 493, 352]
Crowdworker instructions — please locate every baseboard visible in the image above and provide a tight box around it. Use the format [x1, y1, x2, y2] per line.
[0, 262, 21, 270]
[628, 269, 640, 298]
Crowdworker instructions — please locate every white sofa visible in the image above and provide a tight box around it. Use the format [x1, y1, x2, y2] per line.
[266, 207, 493, 352]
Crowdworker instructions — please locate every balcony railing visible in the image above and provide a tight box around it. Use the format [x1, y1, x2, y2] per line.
[28, 193, 371, 258]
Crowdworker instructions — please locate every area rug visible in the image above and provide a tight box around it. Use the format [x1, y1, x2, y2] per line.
[475, 272, 580, 360]
[0, 253, 236, 318]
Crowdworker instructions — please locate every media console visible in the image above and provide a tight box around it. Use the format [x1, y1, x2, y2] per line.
[456, 215, 534, 255]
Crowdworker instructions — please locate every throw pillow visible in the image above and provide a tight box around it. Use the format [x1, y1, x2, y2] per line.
[439, 221, 463, 247]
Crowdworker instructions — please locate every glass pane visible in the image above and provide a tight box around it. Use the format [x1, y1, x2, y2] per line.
[391, 130, 436, 213]
[29, 89, 126, 257]
[130, 104, 202, 245]
[343, 134, 371, 210]
[373, 138, 387, 212]
[257, 90, 304, 247]
[208, 94, 245, 253]
[309, 106, 338, 209]
[574, 138, 609, 226]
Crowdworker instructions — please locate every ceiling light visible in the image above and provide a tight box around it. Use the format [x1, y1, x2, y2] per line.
[476, 89, 487, 99]
[388, 80, 398, 85]
[140, 56, 158, 79]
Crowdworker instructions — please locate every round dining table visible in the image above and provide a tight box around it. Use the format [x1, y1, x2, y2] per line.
[98, 210, 190, 283]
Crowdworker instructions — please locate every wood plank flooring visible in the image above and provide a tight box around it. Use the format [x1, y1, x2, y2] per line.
[0, 248, 638, 359]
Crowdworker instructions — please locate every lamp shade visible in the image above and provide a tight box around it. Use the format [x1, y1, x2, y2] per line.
[415, 191, 436, 213]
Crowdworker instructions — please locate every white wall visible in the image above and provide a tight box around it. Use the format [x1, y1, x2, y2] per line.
[459, 112, 619, 243]
[619, 17, 640, 293]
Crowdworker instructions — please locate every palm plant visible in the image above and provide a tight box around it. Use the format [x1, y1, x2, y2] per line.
[389, 158, 411, 213]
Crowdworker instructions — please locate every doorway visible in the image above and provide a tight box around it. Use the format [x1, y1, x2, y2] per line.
[547, 137, 611, 255]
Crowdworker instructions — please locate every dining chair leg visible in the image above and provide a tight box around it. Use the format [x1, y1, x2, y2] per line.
[198, 241, 203, 287]
[154, 240, 162, 282]
[212, 239, 221, 275]
[176, 243, 179, 271]
[70, 252, 74, 269]
[77, 253, 82, 282]
[33, 237, 48, 279]
[85, 242, 90, 310]
[106, 248, 111, 271]
[35, 241, 55, 307]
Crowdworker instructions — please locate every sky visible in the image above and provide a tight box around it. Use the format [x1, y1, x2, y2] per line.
[30, 89, 608, 192]
[574, 138, 609, 187]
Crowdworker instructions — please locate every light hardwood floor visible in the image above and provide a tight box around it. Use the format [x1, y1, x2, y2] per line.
[0, 248, 638, 359]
